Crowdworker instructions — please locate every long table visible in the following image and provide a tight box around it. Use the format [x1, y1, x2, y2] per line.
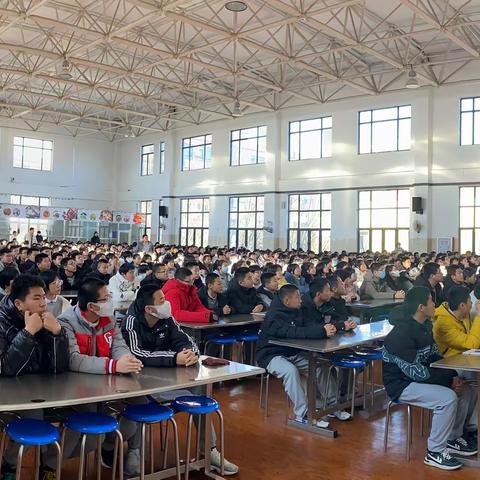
[269, 320, 393, 437]
[347, 299, 403, 323]
[431, 354, 480, 467]
[0, 357, 263, 480]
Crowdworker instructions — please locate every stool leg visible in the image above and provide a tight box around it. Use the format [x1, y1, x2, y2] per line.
[113, 430, 124, 480]
[149, 423, 155, 473]
[323, 366, 333, 410]
[78, 434, 87, 480]
[169, 418, 181, 480]
[407, 405, 412, 461]
[384, 401, 392, 452]
[370, 362, 375, 409]
[264, 374, 270, 418]
[259, 373, 264, 409]
[196, 415, 201, 461]
[96, 435, 102, 480]
[351, 369, 357, 417]
[0, 431, 6, 478]
[215, 410, 225, 476]
[184, 414, 194, 480]
[420, 408, 425, 437]
[140, 423, 146, 480]
[15, 444, 24, 480]
[220, 344, 225, 359]
[34, 445, 40, 480]
[54, 441, 62, 480]
[162, 421, 169, 470]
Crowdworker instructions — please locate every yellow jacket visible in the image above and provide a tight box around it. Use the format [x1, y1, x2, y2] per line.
[433, 302, 480, 357]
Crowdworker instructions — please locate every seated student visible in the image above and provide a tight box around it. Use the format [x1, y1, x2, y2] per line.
[284, 263, 309, 294]
[213, 259, 232, 290]
[226, 267, 264, 314]
[0, 275, 69, 479]
[33, 253, 52, 275]
[470, 282, 480, 319]
[463, 267, 477, 292]
[327, 274, 356, 321]
[301, 262, 316, 285]
[270, 263, 288, 287]
[257, 272, 279, 309]
[162, 268, 211, 323]
[336, 268, 359, 302]
[73, 251, 91, 283]
[90, 258, 112, 283]
[434, 286, 480, 360]
[0, 247, 19, 273]
[40, 270, 71, 317]
[0, 267, 19, 301]
[249, 264, 262, 289]
[16, 246, 29, 270]
[184, 260, 204, 290]
[443, 265, 465, 302]
[50, 252, 63, 273]
[414, 262, 444, 308]
[256, 284, 340, 427]
[197, 273, 231, 318]
[140, 262, 168, 289]
[58, 278, 144, 477]
[360, 262, 405, 301]
[121, 285, 239, 475]
[19, 247, 39, 273]
[108, 263, 138, 303]
[383, 286, 477, 471]
[59, 256, 78, 291]
[397, 256, 414, 292]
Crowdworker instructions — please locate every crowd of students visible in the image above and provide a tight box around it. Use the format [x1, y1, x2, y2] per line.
[1, 234, 480, 476]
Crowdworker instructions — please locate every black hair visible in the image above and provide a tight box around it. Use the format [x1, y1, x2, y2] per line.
[77, 277, 108, 310]
[35, 253, 49, 265]
[447, 264, 462, 277]
[205, 272, 220, 287]
[39, 270, 60, 289]
[422, 262, 440, 279]
[309, 278, 330, 298]
[234, 267, 250, 284]
[135, 284, 162, 312]
[0, 267, 19, 290]
[97, 258, 109, 266]
[119, 263, 134, 275]
[286, 263, 300, 274]
[184, 261, 198, 270]
[10, 274, 46, 302]
[52, 252, 63, 261]
[249, 264, 261, 273]
[327, 273, 340, 289]
[0, 247, 11, 256]
[175, 267, 192, 281]
[261, 272, 276, 286]
[278, 284, 299, 302]
[27, 247, 39, 256]
[447, 286, 470, 311]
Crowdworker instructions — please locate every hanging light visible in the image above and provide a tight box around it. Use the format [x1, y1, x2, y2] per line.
[225, 1, 247, 12]
[405, 66, 419, 89]
[232, 100, 243, 117]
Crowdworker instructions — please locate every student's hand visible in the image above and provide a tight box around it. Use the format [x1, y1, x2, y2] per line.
[116, 354, 143, 374]
[41, 311, 62, 335]
[344, 320, 357, 331]
[222, 305, 232, 315]
[24, 311, 44, 335]
[176, 349, 198, 366]
[252, 305, 264, 314]
[324, 324, 336, 337]
[394, 290, 405, 299]
[451, 376, 465, 394]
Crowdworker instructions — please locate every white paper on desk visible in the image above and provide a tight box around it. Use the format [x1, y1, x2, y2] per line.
[463, 349, 480, 356]
[252, 312, 266, 317]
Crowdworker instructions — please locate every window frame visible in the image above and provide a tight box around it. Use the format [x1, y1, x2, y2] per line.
[357, 105, 411, 154]
[140, 144, 154, 176]
[458, 186, 480, 252]
[230, 126, 266, 166]
[228, 195, 264, 249]
[13, 136, 53, 171]
[159, 141, 165, 173]
[181, 134, 212, 171]
[179, 197, 209, 247]
[460, 97, 480, 146]
[288, 116, 332, 161]
[139, 200, 152, 237]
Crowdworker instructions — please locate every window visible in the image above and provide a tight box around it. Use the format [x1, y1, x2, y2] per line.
[9, 195, 50, 240]
[229, 196, 264, 249]
[230, 126, 266, 166]
[288, 193, 331, 253]
[182, 134, 212, 170]
[179, 198, 209, 246]
[159, 141, 165, 173]
[459, 186, 480, 252]
[141, 144, 154, 176]
[460, 97, 480, 145]
[13, 137, 53, 171]
[289, 117, 332, 161]
[358, 189, 410, 252]
[10, 195, 49, 207]
[358, 106, 411, 154]
[139, 201, 152, 237]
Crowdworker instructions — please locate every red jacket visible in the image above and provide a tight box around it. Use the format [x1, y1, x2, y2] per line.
[162, 279, 211, 323]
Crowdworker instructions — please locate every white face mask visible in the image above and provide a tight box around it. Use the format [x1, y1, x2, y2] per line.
[126, 257, 133, 263]
[150, 300, 172, 319]
[137, 273, 147, 282]
[91, 300, 114, 317]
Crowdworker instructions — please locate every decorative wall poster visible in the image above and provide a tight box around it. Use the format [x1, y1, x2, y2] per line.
[437, 237, 453, 253]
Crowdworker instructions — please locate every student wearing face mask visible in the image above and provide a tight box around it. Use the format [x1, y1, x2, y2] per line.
[360, 262, 405, 301]
[213, 259, 232, 290]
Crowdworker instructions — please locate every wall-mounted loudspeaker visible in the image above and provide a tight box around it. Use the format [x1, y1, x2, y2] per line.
[159, 206, 169, 218]
[412, 197, 423, 214]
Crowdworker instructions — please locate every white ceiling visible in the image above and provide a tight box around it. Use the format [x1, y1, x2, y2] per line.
[1, 0, 480, 140]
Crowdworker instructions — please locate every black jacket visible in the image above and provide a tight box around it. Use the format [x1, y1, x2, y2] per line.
[300, 293, 347, 331]
[382, 305, 456, 401]
[330, 296, 349, 319]
[140, 273, 166, 290]
[87, 270, 111, 285]
[414, 275, 443, 307]
[256, 296, 327, 369]
[122, 301, 199, 367]
[59, 269, 80, 291]
[197, 286, 228, 316]
[257, 286, 274, 308]
[442, 277, 463, 303]
[19, 259, 36, 274]
[226, 280, 262, 314]
[0, 296, 69, 377]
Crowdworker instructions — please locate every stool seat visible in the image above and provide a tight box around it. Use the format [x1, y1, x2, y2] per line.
[354, 347, 383, 361]
[331, 355, 366, 369]
[236, 333, 259, 342]
[172, 395, 219, 415]
[65, 412, 119, 435]
[122, 403, 173, 423]
[206, 335, 236, 345]
[6, 419, 59, 446]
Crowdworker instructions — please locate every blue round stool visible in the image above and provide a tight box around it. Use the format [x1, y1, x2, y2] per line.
[3, 419, 62, 480]
[172, 395, 224, 480]
[354, 347, 383, 409]
[324, 355, 366, 417]
[236, 331, 259, 365]
[204, 334, 236, 359]
[64, 412, 123, 480]
[122, 403, 180, 480]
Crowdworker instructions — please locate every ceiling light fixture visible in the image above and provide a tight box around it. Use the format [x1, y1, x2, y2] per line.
[232, 100, 243, 117]
[225, 1, 247, 12]
[56, 57, 73, 80]
[405, 66, 419, 89]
